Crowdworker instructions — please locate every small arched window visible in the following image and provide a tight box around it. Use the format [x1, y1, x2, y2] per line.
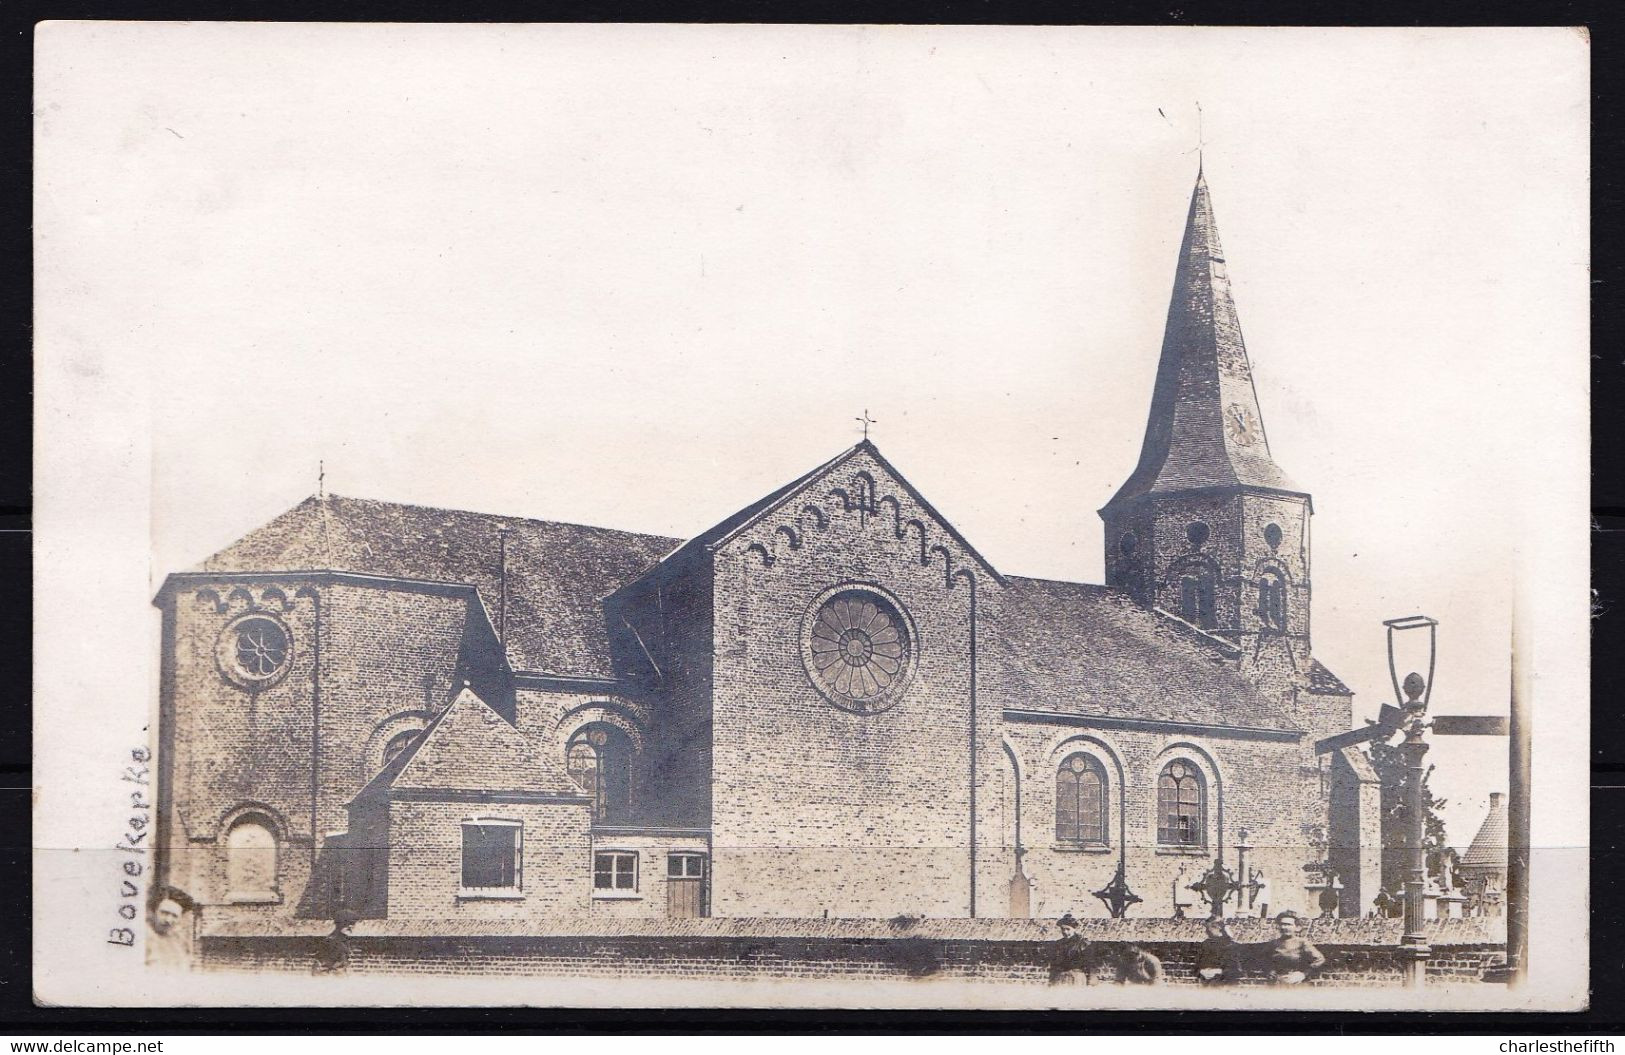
[382, 729, 421, 766]
[1256, 570, 1287, 629]
[566, 723, 631, 823]
[1056, 753, 1108, 845]
[225, 815, 279, 901]
[1179, 566, 1217, 629]
[1157, 761, 1206, 848]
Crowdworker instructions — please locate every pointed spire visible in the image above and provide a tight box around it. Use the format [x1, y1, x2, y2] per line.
[1105, 168, 1299, 508]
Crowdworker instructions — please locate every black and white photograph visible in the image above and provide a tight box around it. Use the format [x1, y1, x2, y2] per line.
[31, 23, 1589, 1010]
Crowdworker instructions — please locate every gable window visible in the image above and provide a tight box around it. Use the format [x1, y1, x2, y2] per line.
[1178, 566, 1217, 629]
[225, 814, 279, 902]
[461, 819, 521, 893]
[1055, 753, 1108, 846]
[1157, 761, 1206, 848]
[594, 851, 638, 894]
[1256, 570, 1287, 630]
[567, 724, 631, 823]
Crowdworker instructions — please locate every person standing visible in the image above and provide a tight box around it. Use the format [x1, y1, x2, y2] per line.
[1195, 917, 1244, 985]
[1267, 911, 1325, 984]
[1047, 913, 1094, 986]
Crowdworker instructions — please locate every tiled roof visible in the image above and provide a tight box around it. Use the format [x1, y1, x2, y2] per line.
[1460, 794, 1508, 874]
[982, 576, 1298, 733]
[197, 494, 679, 678]
[1106, 169, 1302, 507]
[392, 687, 582, 796]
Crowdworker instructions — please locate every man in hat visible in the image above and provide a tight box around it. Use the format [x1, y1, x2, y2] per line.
[1267, 911, 1325, 984]
[1047, 913, 1094, 986]
[1195, 916, 1244, 985]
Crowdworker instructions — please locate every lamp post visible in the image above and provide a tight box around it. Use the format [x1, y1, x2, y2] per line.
[1314, 614, 1512, 986]
[1384, 615, 1438, 988]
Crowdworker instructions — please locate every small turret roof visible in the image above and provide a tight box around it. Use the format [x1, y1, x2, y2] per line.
[1460, 793, 1509, 875]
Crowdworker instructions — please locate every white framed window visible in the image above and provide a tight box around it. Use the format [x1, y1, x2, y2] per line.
[667, 853, 706, 880]
[593, 850, 639, 897]
[460, 818, 522, 898]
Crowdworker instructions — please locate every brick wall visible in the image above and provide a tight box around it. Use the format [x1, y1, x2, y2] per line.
[159, 578, 491, 919]
[994, 724, 1325, 920]
[382, 799, 593, 922]
[200, 931, 1506, 987]
[707, 450, 986, 918]
[586, 832, 711, 918]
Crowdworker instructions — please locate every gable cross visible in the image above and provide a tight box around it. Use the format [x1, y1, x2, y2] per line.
[856, 409, 877, 441]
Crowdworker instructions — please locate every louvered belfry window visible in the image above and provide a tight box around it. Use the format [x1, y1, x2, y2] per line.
[1157, 761, 1205, 847]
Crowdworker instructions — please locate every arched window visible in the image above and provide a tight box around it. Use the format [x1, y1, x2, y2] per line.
[1056, 753, 1108, 845]
[1256, 570, 1287, 629]
[225, 815, 278, 900]
[566, 723, 631, 823]
[382, 729, 421, 766]
[1179, 566, 1217, 629]
[1157, 761, 1206, 848]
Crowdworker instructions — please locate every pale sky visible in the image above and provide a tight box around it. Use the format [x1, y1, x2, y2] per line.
[36, 24, 1588, 854]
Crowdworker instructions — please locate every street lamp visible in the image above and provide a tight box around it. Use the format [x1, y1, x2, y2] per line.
[1383, 614, 1438, 987]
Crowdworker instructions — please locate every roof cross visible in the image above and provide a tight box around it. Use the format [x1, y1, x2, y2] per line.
[856, 409, 877, 441]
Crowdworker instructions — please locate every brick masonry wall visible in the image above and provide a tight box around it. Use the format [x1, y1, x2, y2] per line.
[200, 933, 1506, 987]
[993, 724, 1324, 920]
[383, 799, 593, 922]
[708, 450, 985, 919]
[586, 833, 712, 918]
[160, 579, 482, 919]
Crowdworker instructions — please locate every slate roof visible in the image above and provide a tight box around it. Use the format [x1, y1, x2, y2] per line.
[196, 494, 679, 678]
[390, 687, 583, 797]
[982, 576, 1298, 733]
[1107, 168, 1302, 507]
[1460, 793, 1508, 875]
[1307, 658, 1353, 696]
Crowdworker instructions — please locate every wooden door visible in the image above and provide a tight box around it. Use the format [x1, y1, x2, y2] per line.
[667, 853, 707, 918]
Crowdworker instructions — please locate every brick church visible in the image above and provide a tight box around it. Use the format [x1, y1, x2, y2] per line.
[153, 169, 1383, 933]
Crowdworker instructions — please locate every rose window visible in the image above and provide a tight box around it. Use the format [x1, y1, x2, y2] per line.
[234, 618, 289, 678]
[804, 589, 913, 713]
[216, 612, 293, 690]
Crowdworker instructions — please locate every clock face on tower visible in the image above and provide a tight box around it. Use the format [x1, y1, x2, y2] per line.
[1225, 402, 1258, 446]
[801, 585, 916, 714]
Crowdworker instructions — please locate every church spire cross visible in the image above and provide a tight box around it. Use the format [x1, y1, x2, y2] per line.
[856, 409, 877, 441]
[1188, 101, 1207, 168]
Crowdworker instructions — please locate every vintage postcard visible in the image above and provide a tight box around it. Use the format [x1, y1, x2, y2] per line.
[32, 24, 1589, 1010]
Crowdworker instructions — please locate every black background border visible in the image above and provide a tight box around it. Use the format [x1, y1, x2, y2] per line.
[1, 0, 1616, 1034]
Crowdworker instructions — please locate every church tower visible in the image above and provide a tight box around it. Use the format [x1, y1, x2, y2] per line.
[1101, 167, 1313, 668]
